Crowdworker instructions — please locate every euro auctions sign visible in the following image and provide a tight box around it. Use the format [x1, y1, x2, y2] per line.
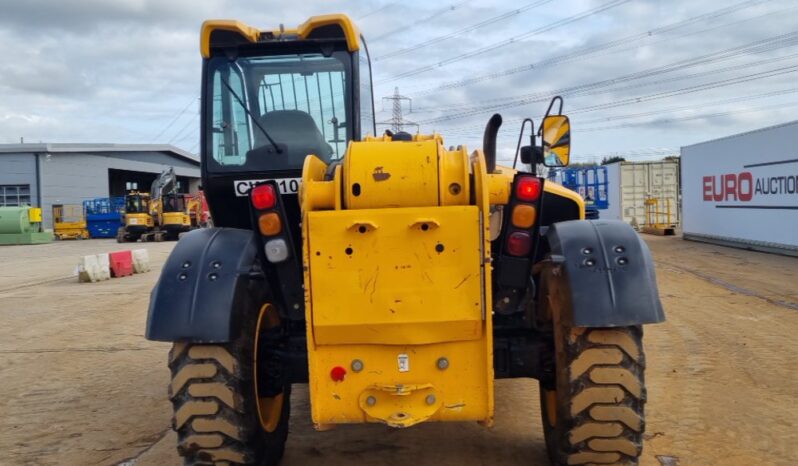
[702, 168, 798, 205]
[682, 122, 798, 251]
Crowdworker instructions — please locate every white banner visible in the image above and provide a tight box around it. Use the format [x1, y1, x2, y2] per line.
[682, 122, 798, 248]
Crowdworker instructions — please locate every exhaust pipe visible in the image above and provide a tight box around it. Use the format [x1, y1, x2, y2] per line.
[482, 113, 502, 174]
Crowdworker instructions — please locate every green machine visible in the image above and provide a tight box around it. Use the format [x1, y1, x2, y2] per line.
[0, 206, 54, 245]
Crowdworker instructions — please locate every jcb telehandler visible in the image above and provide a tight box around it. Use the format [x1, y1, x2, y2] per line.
[146, 15, 665, 466]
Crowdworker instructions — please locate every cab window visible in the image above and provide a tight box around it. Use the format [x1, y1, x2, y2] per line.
[358, 38, 376, 138]
[207, 51, 353, 172]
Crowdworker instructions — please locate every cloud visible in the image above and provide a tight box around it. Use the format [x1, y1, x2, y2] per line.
[0, 0, 796, 159]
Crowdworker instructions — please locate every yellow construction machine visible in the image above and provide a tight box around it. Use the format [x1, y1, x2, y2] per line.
[117, 191, 154, 242]
[53, 204, 89, 240]
[146, 15, 665, 466]
[151, 193, 193, 241]
[118, 168, 196, 242]
[148, 167, 194, 241]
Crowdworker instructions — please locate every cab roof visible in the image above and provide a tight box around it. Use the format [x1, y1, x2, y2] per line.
[200, 14, 360, 58]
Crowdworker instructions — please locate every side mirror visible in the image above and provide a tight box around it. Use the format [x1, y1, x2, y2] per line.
[541, 115, 570, 167]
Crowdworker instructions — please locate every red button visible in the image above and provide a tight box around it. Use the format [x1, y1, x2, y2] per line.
[330, 366, 347, 382]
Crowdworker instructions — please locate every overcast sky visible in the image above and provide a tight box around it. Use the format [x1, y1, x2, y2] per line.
[1, 0, 796, 163]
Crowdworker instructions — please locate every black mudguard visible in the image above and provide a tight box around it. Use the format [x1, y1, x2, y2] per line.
[145, 227, 267, 343]
[546, 220, 665, 327]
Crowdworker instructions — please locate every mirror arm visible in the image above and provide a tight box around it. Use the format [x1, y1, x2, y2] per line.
[512, 118, 535, 170]
[538, 95, 564, 136]
[530, 128, 538, 176]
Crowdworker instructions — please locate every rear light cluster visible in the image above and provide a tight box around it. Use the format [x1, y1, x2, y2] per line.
[250, 184, 287, 263]
[505, 176, 542, 257]
[252, 184, 277, 210]
[506, 231, 532, 256]
[516, 176, 542, 202]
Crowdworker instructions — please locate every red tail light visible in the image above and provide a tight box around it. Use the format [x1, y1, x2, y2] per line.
[506, 231, 532, 256]
[516, 177, 542, 202]
[251, 184, 276, 210]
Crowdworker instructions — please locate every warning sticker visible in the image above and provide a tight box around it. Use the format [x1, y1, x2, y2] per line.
[398, 353, 409, 373]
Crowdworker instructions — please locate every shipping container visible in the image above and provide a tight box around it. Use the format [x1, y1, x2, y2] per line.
[602, 160, 680, 228]
[681, 120, 798, 256]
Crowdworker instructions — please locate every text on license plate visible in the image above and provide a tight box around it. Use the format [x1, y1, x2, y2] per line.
[234, 178, 301, 197]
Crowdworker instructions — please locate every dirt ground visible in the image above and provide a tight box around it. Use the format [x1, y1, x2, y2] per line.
[1, 236, 796, 466]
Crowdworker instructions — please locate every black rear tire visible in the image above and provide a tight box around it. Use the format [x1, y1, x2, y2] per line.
[538, 265, 646, 466]
[168, 305, 290, 465]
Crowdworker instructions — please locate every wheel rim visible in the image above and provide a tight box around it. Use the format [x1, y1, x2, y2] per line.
[254, 303, 284, 433]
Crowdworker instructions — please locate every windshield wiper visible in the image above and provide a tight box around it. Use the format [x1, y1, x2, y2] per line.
[219, 77, 282, 154]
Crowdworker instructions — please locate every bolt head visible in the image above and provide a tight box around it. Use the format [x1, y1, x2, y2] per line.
[366, 396, 376, 406]
[425, 394, 436, 405]
[351, 359, 364, 372]
[436, 357, 449, 370]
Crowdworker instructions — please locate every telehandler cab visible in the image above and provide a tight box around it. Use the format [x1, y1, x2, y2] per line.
[146, 14, 665, 466]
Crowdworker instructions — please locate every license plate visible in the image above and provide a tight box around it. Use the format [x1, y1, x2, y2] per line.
[234, 178, 301, 197]
[128, 218, 138, 225]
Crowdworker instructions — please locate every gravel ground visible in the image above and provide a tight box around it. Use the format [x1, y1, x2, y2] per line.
[0, 235, 796, 466]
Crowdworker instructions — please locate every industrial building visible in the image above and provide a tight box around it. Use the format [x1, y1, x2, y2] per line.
[0, 143, 200, 229]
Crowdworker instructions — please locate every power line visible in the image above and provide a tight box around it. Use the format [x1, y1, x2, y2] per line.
[407, 0, 777, 97]
[569, 63, 798, 115]
[149, 95, 198, 142]
[376, 0, 633, 84]
[576, 87, 798, 126]
[172, 126, 200, 145]
[373, 0, 555, 60]
[438, 77, 798, 138]
[416, 33, 798, 125]
[357, 2, 398, 20]
[167, 114, 199, 145]
[578, 98, 798, 132]
[369, 1, 469, 43]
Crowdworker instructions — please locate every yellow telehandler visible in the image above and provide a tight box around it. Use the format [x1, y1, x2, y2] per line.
[146, 15, 664, 466]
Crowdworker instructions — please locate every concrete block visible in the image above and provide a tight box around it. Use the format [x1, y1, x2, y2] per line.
[78, 255, 101, 283]
[132, 249, 150, 273]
